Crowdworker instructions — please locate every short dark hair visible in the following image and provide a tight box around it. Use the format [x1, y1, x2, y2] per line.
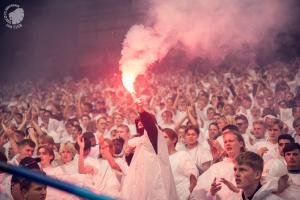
[18, 139, 36, 149]
[283, 143, 300, 156]
[73, 125, 82, 133]
[0, 151, 7, 163]
[75, 137, 91, 152]
[236, 151, 264, 172]
[185, 125, 200, 136]
[37, 146, 55, 163]
[82, 132, 95, 140]
[235, 114, 249, 125]
[15, 130, 25, 137]
[222, 124, 239, 133]
[277, 134, 295, 144]
[293, 117, 300, 128]
[19, 170, 46, 192]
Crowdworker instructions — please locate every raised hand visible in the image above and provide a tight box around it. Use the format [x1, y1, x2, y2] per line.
[220, 178, 239, 193]
[210, 177, 222, 196]
[77, 135, 85, 149]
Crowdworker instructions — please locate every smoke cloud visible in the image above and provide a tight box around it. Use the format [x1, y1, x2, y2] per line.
[119, 0, 296, 85]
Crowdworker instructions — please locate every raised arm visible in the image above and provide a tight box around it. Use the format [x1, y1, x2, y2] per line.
[139, 111, 158, 154]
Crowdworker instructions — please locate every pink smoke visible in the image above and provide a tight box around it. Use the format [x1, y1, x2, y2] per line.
[119, 0, 293, 93]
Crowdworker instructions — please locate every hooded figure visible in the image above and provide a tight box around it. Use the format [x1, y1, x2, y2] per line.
[121, 111, 178, 200]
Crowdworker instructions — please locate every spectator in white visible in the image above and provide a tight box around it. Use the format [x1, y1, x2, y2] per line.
[175, 125, 186, 151]
[116, 124, 131, 151]
[190, 130, 245, 200]
[283, 143, 300, 186]
[292, 117, 300, 144]
[159, 110, 176, 130]
[277, 134, 295, 161]
[82, 132, 99, 159]
[125, 109, 139, 137]
[234, 151, 283, 200]
[278, 100, 293, 129]
[202, 107, 216, 131]
[163, 128, 198, 200]
[59, 121, 75, 144]
[202, 122, 221, 151]
[77, 135, 121, 198]
[251, 120, 267, 145]
[80, 114, 91, 133]
[111, 137, 128, 184]
[37, 146, 75, 200]
[235, 114, 252, 148]
[57, 142, 78, 174]
[183, 125, 213, 175]
[95, 116, 108, 139]
[173, 91, 189, 125]
[249, 106, 262, 127]
[254, 119, 284, 162]
[38, 109, 61, 134]
[121, 104, 177, 200]
[195, 92, 210, 127]
[239, 96, 253, 117]
[112, 112, 126, 130]
[9, 139, 35, 166]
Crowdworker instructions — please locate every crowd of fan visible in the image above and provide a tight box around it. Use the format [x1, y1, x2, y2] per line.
[0, 59, 300, 200]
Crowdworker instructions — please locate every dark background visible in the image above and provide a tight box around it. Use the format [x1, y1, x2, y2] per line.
[0, 0, 300, 83]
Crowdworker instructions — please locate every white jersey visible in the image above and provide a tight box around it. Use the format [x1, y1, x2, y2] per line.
[169, 151, 198, 200]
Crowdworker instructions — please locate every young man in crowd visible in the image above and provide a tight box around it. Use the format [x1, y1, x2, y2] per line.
[234, 151, 282, 200]
[283, 143, 300, 186]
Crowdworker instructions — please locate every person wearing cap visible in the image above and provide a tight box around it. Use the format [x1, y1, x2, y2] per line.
[1, 156, 41, 200]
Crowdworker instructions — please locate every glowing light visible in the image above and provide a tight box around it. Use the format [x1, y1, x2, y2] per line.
[122, 72, 135, 94]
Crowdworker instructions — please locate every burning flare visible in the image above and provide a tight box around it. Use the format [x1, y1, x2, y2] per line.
[122, 72, 135, 94]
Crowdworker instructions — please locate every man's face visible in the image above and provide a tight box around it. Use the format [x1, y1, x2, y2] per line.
[236, 119, 248, 134]
[112, 140, 124, 154]
[284, 149, 300, 169]
[11, 182, 23, 200]
[162, 111, 172, 123]
[19, 145, 34, 159]
[252, 123, 265, 139]
[97, 118, 107, 132]
[114, 114, 124, 126]
[208, 124, 219, 139]
[81, 116, 90, 127]
[37, 148, 53, 166]
[207, 109, 215, 120]
[184, 129, 198, 146]
[223, 133, 242, 158]
[293, 107, 300, 118]
[268, 124, 282, 143]
[23, 182, 47, 200]
[116, 127, 129, 140]
[278, 139, 291, 157]
[234, 163, 260, 190]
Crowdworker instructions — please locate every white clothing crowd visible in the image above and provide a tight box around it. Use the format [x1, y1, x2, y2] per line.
[1, 59, 300, 200]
